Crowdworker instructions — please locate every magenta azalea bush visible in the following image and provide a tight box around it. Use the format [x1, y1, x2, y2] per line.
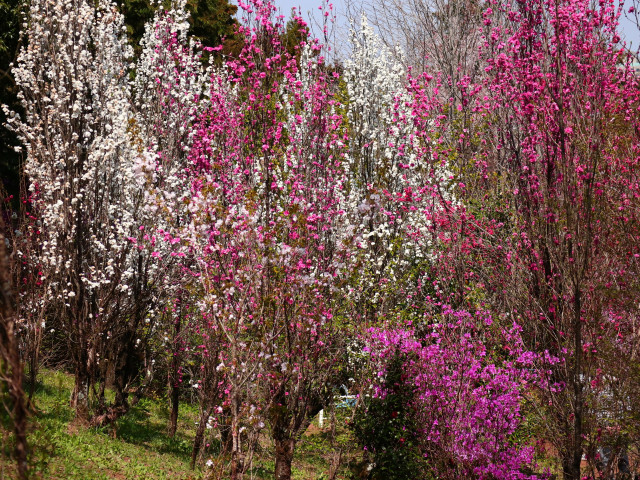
[363, 308, 540, 480]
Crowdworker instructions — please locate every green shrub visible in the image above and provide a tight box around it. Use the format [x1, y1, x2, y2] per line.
[351, 354, 429, 480]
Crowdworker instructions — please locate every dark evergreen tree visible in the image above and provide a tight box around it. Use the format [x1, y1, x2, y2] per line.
[115, 0, 238, 52]
[0, 0, 24, 205]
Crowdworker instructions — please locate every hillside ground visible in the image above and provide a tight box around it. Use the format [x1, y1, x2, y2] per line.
[0, 370, 361, 479]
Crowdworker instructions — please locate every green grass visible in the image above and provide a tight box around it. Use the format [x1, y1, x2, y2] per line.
[244, 409, 363, 480]
[1, 369, 203, 479]
[0, 370, 362, 479]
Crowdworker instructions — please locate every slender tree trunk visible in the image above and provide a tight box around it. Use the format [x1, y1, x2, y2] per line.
[169, 379, 180, 437]
[168, 314, 182, 438]
[220, 419, 232, 453]
[230, 399, 244, 480]
[565, 288, 583, 480]
[191, 405, 213, 469]
[8, 338, 28, 480]
[26, 324, 42, 403]
[71, 365, 90, 422]
[0, 230, 29, 479]
[27, 355, 38, 402]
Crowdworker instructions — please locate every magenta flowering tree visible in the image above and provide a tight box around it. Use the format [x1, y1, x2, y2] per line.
[181, 2, 347, 478]
[475, 0, 640, 477]
[363, 308, 539, 480]
[0, 190, 50, 401]
[182, 67, 259, 477]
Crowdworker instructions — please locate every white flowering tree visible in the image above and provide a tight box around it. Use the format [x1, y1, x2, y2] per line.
[340, 15, 452, 326]
[7, 0, 160, 423]
[132, 0, 209, 438]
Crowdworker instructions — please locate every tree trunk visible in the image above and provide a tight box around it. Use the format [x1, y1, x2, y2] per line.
[168, 315, 182, 438]
[27, 333, 40, 402]
[0, 230, 29, 479]
[71, 368, 89, 422]
[11, 359, 28, 479]
[562, 456, 581, 480]
[269, 390, 322, 480]
[230, 402, 244, 480]
[27, 360, 37, 402]
[274, 437, 295, 480]
[564, 288, 583, 480]
[71, 366, 90, 422]
[168, 380, 180, 438]
[191, 406, 213, 469]
[89, 351, 153, 429]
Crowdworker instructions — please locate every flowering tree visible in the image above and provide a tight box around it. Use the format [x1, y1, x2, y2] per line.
[181, 2, 348, 478]
[340, 15, 454, 328]
[349, 0, 485, 101]
[476, 0, 640, 477]
[0, 188, 51, 402]
[7, 0, 163, 424]
[132, 0, 210, 437]
[258, 40, 345, 480]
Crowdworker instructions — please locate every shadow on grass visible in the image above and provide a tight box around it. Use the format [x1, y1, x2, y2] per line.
[113, 402, 200, 462]
[32, 378, 65, 397]
[248, 464, 273, 479]
[28, 373, 192, 460]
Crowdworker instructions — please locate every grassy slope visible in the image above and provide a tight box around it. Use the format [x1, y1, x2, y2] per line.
[0, 370, 360, 479]
[1, 369, 202, 479]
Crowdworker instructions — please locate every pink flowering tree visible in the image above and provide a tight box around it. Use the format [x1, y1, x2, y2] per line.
[475, 0, 640, 477]
[181, 2, 346, 478]
[0, 189, 50, 401]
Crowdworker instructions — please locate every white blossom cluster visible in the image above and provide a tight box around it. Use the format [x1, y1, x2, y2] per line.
[133, 0, 208, 223]
[338, 15, 453, 314]
[131, 0, 213, 313]
[5, 0, 145, 305]
[1, 0, 202, 381]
